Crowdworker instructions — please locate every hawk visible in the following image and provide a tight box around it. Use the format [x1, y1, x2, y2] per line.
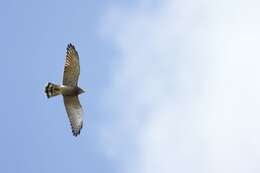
[45, 43, 85, 137]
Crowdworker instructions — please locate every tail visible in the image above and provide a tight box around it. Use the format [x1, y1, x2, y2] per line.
[45, 82, 62, 98]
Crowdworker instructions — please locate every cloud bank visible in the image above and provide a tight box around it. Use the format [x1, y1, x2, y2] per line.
[99, 0, 260, 172]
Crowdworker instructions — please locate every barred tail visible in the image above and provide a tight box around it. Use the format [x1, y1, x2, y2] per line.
[45, 82, 62, 98]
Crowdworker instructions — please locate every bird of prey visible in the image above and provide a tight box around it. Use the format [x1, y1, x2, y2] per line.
[45, 43, 85, 137]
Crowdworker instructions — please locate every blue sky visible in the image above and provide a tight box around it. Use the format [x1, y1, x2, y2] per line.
[0, 0, 122, 172]
[1, 0, 260, 173]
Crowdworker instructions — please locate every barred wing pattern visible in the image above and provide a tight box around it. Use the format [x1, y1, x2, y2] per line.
[63, 44, 80, 86]
[63, 96, 83, 136]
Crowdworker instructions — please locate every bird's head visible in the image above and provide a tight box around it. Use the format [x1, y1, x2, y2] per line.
[78, 87, 85, 95]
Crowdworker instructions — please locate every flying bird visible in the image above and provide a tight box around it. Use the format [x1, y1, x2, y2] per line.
[45, 43, 85, 137]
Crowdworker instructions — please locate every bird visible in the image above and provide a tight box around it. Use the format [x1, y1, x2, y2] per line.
[45, 43, 85, 137]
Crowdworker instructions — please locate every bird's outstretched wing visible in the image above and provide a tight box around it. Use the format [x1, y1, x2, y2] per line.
[63, 96, 83, 136]
[63, 43, 80, 86]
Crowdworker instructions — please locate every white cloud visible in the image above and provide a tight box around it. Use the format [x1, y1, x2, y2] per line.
[99, 0, 260, 172]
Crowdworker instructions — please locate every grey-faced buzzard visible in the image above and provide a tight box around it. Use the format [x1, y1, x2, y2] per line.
[45, 43, 85, 137]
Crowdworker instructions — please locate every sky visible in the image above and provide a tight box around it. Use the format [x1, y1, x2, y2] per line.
[1, 0, 260, 173]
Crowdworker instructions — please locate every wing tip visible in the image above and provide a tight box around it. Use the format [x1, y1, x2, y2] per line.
[67, 43, 75, 50]
[72, 130, 81, 137]
[72, 123, 83, 137]
[66, 43, 78, 58]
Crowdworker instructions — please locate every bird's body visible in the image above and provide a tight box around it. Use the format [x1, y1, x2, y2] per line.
[45, 84, 84, 97]
[45, 43, 85, 137]
[61, 85, 79, 96]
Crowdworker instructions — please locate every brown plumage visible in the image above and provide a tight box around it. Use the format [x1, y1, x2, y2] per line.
[45, 43, 85, 137]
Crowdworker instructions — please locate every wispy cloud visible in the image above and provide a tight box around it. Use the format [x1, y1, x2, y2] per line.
[99, 0, 260, 172]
